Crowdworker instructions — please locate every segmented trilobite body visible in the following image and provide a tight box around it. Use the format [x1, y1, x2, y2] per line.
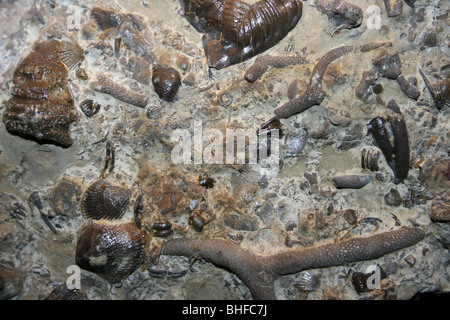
[81, 179, 132, 220]
[2, 40, 81, 147]
[180, 0, 303, 69]
[180, 0, 223, 33]
[295, 271, 320, 291]
[75, 220, 149, 284]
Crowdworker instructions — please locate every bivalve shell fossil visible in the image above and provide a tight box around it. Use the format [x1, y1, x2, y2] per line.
[80, 179, 132, 220]
[75, 219, 149, 285]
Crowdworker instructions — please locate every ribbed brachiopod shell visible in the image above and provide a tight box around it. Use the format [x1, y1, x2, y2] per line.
[79, 99, 101, 118]
[421, 29, 440, 47]
[80, 179, 131, 220]
[75, 220, 149, 284]
[58, 40, 85, 69]
[294, 271, 320, 291]
[151, 65, 181, 102]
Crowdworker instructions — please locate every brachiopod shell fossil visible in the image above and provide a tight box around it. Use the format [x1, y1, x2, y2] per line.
[80, 179, 132, 220]
[75, 219, 149, 284]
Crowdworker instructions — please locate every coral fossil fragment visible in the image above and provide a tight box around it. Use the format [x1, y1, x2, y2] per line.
[162, 227, 424, 299]
[90, 71, 149, 108]
[274, 45, 354, 119]
[180, 0, 303, 69]
[244, 52, 307, 83]
[2, 40, 81, 147]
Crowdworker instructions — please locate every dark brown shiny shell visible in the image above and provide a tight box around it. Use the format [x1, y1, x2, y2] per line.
[75, 219, 149, 284]
[80, 179, 132, 220]
[79, 99, 101, 118]
[2, 40, 80, 147]
[257, 118, 284, 138]
[367, 104, 410, 184]
[180, 0, 303, 69]
[152, 65, 181, 102]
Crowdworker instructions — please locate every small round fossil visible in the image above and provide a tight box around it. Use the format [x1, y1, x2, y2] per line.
[79, 99, 101, 118]
[151, 65, 181, 102]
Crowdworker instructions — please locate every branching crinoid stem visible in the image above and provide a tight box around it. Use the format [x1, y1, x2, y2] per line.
[273, 42, 391, 119]
[162, 226, 424, 299]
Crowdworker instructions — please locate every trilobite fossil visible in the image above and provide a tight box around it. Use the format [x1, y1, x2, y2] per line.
[2, 39, 83, 147]
[180, 0, 303, 69]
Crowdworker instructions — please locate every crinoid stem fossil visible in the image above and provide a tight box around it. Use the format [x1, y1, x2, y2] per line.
[162, 226, 424, 299]
[245, 52, 307, 83]
[90, 71, 149, 108]
[273, 42, 391, 119]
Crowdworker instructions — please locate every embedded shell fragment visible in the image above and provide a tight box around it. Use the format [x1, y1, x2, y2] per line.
[180, 0, 303, 69]
[367, 103, 410, 184]
[2, 40, 81, 147]
[80, 179, 132, 220]
[75, 219, 149, 285]
[315, 0, 363, 36]
[152, 65, 181, 102]
[79, 99, 101, 118]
